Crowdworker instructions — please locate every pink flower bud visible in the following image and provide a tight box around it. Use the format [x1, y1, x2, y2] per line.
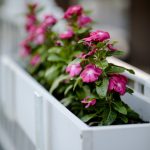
[42, 15, 57, 29]
[78, 15, 92, 27]
[59, 29, 74, 39]
[64, 5, 83, 19]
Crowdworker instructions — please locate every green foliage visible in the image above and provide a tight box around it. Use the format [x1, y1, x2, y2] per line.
[113, 101, 127, 115]
[22, 3, 144, 127]
[101, 108, 117, 125]
[50, 75, 69, 93]
[96, 78, 109, 98]
[81, 114, 96, 122]
[107, 64, 135, 74]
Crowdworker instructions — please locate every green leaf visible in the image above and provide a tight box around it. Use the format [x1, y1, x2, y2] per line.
[127, 108, 140, 120]
[120, 115, 128, 123]
[77, 28, 89, 34]
[45, 66, 59, 82]
[61, 96, 73, 107]
[73, 77, 82, 91]
[96, 60, 108, 69]
[113, 101, 127, 115]
[50, 75, 70, 93]
[64, 85, 73, 95]
[102, 108, 117, 125]
[68, 58, 82, 66]
[81, 114, 96, 122]
[76, 86, 91, 99]
[96, 78, 109, 98]
[48, 47, 62, 54]
[107, 65, 125, 74]
[107, 65, 135, 74]
[126, 87, 134, 94]
[97, 42, 106, 48]
[107, 50, 126, 57]
[36, 6, 45, 13]
[126, 69, 135, 74]
[47, 54, 66, 62]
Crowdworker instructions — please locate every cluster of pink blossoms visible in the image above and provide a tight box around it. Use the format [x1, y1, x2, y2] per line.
[59, 5, 92, 40]
[20, 3, 57, 66]
[66, 29, 127, 108]
[66, 63, 102, 83]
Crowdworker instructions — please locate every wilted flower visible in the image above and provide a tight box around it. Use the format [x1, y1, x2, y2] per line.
[59, 29, 74, 39]
[108, 74, 127, 95]
[83, 30, 110, 45]
[81, 96, 96, 108]
[30, 54, 41, 66]
[107, 44, 117, 51]
[80, 64, 102, 83]
[77, 15, 92, 27]
[64, 5, 83, 19]
[66, 63, 82, 77]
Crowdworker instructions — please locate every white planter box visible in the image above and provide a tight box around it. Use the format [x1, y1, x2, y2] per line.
[0, 55, 150, 150]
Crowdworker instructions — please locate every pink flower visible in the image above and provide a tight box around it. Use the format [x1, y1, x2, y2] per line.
[66, 63, 82, 77]
[107, 44, 117, 51]
[30, 54, 41, 66]
[25, 14, 37, 32]
[19, 47, 31, 57]
[59, 29, 74, 39]
[33, 26, 45, 45]
[19, 39, 31, 57]
[33, 34, 45, 45]
[78, 15, 92, 27]
[83, 30, 110, 45]
[80, 64, 102, 83]
[81, 96, 96, 108]
[64, 5, 83, 19]
[108, 74, 127, 95]
[42, 15, 57, 29]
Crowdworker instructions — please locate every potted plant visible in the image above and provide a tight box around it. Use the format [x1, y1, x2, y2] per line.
[0, 3, 150, 150]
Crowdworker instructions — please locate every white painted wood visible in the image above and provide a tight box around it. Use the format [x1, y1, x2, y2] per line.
[90, 124, 150, 150]
[0, 55, 150, 150]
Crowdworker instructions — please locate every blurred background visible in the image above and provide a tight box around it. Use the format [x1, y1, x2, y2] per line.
[0, 0, 150, 72]
[0, 1, 150, 150]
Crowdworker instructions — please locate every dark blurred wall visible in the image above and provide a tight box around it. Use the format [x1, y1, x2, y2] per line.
[130, 0, 150, 70]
